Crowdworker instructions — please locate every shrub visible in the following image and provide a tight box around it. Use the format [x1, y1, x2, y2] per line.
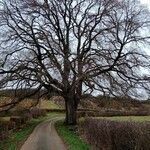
[21, 112, 33, 121]
[0, 122, 9, 140]
[0, 130, 9, 140]
[30, 108, 46, 118]
[6, 121, 16, 130]
[82, 118, 150, 150]
[0, 122, 8, 132]
[77, 109, 150, 119]
[138, 122, 150, 150]
[10, 116, 27, 127]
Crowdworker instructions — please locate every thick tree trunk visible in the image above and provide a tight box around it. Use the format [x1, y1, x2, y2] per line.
[64, 96, 77, 125]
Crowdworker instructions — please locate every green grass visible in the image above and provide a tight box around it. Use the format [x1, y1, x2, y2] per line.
[0, 113, 62, 150]
[0, 96, 61, 112]
[0, 117, 10, 121]
[55, 121, 89, 150]
[39, 100, 61, 109]
[97, 116, 150, 122]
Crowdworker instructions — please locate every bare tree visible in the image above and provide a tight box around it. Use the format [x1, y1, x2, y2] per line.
[0, 0, 150, 124]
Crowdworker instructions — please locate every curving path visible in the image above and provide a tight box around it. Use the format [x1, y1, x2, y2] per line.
[20, 117, 66, 150]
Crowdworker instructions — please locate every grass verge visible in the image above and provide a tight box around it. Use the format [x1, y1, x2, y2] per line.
[97, 115, 150, 122]
[0, 112, 61, 150]
[55, 121, 89, 150]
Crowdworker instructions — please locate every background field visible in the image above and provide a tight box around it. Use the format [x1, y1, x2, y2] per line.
[97, 116, 150, 122]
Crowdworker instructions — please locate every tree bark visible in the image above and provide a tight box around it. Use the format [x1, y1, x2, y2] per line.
[64, 95, 77, 125]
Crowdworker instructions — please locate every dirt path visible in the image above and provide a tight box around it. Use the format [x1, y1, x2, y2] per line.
[20, 117, 66, 150]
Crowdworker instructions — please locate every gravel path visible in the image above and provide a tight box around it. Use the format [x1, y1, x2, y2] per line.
[20, 117, 66, 150]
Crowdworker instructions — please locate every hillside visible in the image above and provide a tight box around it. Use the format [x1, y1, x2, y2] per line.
[0, 89, 149, 114]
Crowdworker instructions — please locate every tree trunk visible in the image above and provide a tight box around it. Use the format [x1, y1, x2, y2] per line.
[64, 96, 77, 125]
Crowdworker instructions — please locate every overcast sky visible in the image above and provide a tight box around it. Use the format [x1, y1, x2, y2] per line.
[141, 0, 149, 5]
[141, 0, 150, 9]
[141, 0, 149, 3]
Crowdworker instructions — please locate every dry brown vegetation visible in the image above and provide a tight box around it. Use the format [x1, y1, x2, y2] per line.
[80, 95, 143, 110]
[81, 118, 150, 150]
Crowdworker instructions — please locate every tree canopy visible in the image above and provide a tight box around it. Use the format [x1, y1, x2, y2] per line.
[0, 0, 150, 124]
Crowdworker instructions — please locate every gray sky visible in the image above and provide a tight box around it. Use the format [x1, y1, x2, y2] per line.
[141, 0, 150, 6]
[141, 0, 150, 10]
[140, 0, 150, 56]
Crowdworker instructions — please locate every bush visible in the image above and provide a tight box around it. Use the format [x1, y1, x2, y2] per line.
[30, 108, 46, 118]
[0, 130, 9, 140]
[10, 115, 31, 128]
[0, 122, 9, 140]
[82, 118, 150, 150]
[0, 121, 16, 131]
[21, 112, 33, 121]
[0, 122, 8, 132]
[6, 121, 16, 130]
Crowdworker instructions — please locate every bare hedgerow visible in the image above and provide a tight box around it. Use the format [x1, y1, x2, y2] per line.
[0, 122, 9, 140]
[30, 108, 47, 118]
[82, 118, 150, 150]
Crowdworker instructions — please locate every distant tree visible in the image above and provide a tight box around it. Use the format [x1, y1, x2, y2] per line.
[0, 0, 150, 125]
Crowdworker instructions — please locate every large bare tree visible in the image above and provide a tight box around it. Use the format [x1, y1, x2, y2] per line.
[0, 0, 150, 124]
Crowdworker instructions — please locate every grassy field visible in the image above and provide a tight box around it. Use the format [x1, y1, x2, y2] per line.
[55, 121, 89, 150]
[38, 100, 60, 109]
[97, 116, 150, 122]
[0, 97, 60, 111]
[0, 117, 10, 121]
[0, 113, 62, 150]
